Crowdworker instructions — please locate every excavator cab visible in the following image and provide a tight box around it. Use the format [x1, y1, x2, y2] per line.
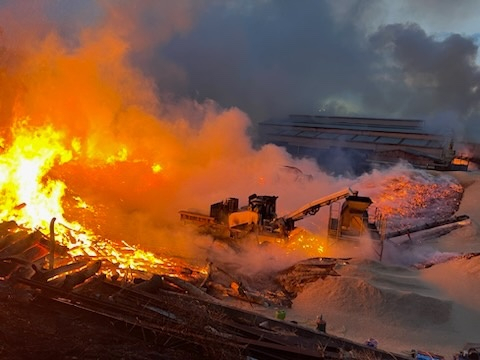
[248, 194, 278, 226]
[328, 195, 373, 239]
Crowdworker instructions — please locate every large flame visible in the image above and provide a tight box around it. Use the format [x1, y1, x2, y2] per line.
[0, 117, 199, 277]
[0, 3, 466, 281]
[0, 118, 73, 229]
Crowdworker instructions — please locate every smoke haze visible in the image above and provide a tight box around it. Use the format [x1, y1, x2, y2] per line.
[3, 6, 480, 356]
[0, 1, 476, 261]
[3, 1, 478, 137]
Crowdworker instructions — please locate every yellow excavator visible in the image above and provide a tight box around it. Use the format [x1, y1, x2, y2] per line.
[179, 187, 376, 242]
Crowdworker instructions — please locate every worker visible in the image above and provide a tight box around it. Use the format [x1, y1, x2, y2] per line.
[365, 338, 378, 349]
[315, 314, 326, 332]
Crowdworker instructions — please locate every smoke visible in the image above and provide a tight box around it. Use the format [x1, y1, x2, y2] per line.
[0, 1, 476, 267]
[160, 1, 375, 124]
[4, 1, 480, 140]
[0, 1, 348, 265]
[421, 255, 480, 311]
[369, 23, 480, 139]
[156, 1, 480, 141]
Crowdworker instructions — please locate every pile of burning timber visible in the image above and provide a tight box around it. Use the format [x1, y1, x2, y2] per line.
[0, 220, 411, 360]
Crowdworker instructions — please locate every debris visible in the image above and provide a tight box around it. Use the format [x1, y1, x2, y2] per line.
[0, 221, 413, 359]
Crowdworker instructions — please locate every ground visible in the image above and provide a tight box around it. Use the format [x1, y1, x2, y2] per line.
[0, 285, 200, 360]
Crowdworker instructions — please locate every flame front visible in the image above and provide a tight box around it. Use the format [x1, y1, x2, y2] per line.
[0, 117, 201, 278]
[0, 118, 73, 230]
[287, 229, 326, 255]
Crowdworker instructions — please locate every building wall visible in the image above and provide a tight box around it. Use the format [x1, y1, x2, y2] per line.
[259, 115, 462, 173]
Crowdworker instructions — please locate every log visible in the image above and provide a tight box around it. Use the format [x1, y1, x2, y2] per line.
[17, 244, 49, 264]
[205, 281, 275, 307]
[61, 260, 102, 291]
[0, 257, 32, 279]
[205, 281, 231, 298]
[0, 231, 28, 252]
[163, 276, 218, 302]
[49, 218, 56, 270]
[198, 261, 213, 288]
[131, 274, 173, 294]
[0, 230, 43, 258]
[31, 260, 89, 282]
[0, 221, 19, 236]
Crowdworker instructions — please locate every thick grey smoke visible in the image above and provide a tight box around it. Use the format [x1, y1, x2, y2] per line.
[369, 23, 480, 138]
[152, 1, 480, 141]
[159, 1, 375, 124]
[1, 0, 480, 140]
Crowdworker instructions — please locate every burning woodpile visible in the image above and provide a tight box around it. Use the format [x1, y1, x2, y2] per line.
[0, 118, 411, 358]
[372, 171, 464, 233]
[0, 219, 410, 359]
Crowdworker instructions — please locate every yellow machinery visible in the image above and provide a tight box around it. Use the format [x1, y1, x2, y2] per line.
[328, 195, 373, 239]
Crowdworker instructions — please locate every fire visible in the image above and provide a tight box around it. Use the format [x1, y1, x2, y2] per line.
[106, 146, 128, 164]
[370, 172, 464, 233]
[152, 163, 163, 173]
[0, 117, 203, 278]
[286, 228, 326, 256]
[0, 118, 73, 230]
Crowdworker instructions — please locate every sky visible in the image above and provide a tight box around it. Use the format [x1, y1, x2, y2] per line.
[1, 0, 480, 143]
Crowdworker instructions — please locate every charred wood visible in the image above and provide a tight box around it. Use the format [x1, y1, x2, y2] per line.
[130, 274, 174, 294]
[0, 230, 43, 259]
[61, 260, 102, 291]
[31, 260, 89, 282]
[0, 230, 28, 251]
[14, 276, 411, 360]
[163, 275, 219, 302]
[0, 257, 32, 279]
[49, 217, 56, 270]
[16, 244, 49, 264]
[0, 220, 19, 235]
[276, 258, 343, 297]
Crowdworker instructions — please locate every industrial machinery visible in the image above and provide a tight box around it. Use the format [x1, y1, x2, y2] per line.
[179, 188, 376, 243]
[327, 193, 375, 239]
[180, 185, 470, 262]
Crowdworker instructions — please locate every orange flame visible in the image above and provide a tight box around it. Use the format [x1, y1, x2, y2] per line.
[0, 117, 201, 277]
[286, 228, 326, 256]
[0, 118, 73, 230]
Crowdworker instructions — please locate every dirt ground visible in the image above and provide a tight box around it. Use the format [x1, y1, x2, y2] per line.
[0, 284, 203, 360]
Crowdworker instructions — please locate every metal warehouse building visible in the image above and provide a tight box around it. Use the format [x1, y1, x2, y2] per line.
[258, 114, 470, 174]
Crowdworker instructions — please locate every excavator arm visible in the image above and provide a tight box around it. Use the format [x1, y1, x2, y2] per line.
[274, 188, 356, 233]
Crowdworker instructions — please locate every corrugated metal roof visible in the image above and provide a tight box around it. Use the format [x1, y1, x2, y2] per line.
[316, 132, 339, 140]
[258, 115, 459, 171]
[264, 119, 429, 135]
[265, 128, 444, 149]
[278, 129, 301, 136]
[351, 135, 378, 142]
[337, 134, 355, 141]
[288, 114, 424, 129]
[376, 137, 403, 145]
[401, 138, 432, 147]
[298, 131, 319, 138]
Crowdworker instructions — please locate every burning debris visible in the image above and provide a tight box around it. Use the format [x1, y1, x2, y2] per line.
[276, 257, 346, 296]
[0, 124, 472, 359]
[0, 218, 343, 308]
[0, 4, 477, 357]
[0, 219, 385, 359]
[0, 117, 409, 358]
[369, 171, 465, 234]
